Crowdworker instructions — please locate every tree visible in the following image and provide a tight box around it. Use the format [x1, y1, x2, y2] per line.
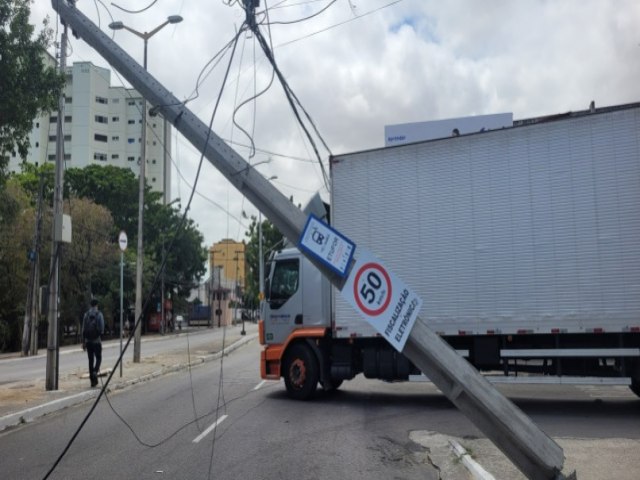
[65, 164, 143, 237]
[1, 163, 208, 351]
[0, 179, 34, 350]
[244, 215, 285, 307]
[0, 0, 64, 181]
[65, 164, 206, 323]
[58, 197, 117, 337]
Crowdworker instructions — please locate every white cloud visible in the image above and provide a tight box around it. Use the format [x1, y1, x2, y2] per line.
[31, 0, 640, 256]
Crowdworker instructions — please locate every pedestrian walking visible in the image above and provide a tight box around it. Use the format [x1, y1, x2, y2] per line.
[82, 299, 105, 387]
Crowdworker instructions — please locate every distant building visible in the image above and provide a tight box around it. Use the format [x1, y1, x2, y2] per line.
[8, 57, 171, 203]
[209, 239, 246, 296]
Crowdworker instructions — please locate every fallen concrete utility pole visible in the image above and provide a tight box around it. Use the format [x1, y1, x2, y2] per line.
[51, 2, 573, 478]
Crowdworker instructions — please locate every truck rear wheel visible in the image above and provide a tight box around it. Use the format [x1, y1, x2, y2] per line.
[283, 343, 319, 400]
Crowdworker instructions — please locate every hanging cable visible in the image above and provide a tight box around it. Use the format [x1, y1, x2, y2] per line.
[111, 0, 158, 15]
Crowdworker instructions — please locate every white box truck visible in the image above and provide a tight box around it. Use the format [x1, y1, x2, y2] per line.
[259, 103, 640, 399]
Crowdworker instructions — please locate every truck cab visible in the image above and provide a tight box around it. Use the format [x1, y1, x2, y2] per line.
[260, 247, 421, 399]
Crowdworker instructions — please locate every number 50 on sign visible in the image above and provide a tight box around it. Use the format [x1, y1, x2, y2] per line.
[341, 249, 422, 351]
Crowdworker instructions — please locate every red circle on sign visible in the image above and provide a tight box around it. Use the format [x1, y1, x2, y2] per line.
[353, 262, 392, 316]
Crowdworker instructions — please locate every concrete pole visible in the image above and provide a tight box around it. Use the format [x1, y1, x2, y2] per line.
[133, 39, 148, 362]
[46, 23, 68, 390]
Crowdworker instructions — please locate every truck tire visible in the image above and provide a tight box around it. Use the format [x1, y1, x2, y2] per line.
[283, 343, 319, 400]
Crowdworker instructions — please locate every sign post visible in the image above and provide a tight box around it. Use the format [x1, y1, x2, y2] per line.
[118, 231, 128, 377]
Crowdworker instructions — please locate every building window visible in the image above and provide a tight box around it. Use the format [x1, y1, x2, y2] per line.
[64, 154, 71, 161]
[35, 122, 39, 128]
[94, 152, 107, 161]
[64, 135, 71, 141]
[112, 116, 120, 122]
[94, 134, 108, 142]
[128, 100, 135, 106]
[152, 123, 157, 128]
[139, 119, 142, 124]
[95, 115, 108, 124]
[128, 138, 135, 144]
[111, 154, 119, 159]
[35, 142, 39, 148]
[65, 97, 72, 103]
[152, 177, 156, 183]
[127, 156, 135, 162]
[152, 141, 157, 146]
[152, 159, 157, 164]
[50, 116, 57, 123]
[48, 154, 56, 161]
[112, 136, 119, 141]
[128, 119, 135, 125]
[64, 116, 72, 123]
[49, 135, 56, 141]
[95, 96, 108, 104]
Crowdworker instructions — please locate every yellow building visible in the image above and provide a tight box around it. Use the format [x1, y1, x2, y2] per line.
[209, 239, 246, 292]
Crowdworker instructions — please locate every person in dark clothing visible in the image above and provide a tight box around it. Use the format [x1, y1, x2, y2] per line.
[82, 299, 105, 387]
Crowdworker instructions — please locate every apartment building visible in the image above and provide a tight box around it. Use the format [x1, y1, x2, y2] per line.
[8, 59, 171, 203]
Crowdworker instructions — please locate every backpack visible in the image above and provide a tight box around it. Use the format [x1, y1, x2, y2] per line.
[84, 312, 100, 341]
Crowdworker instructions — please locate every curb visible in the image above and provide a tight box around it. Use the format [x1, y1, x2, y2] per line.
[449, 440, 496, 480]
[0, 333, 257, 433]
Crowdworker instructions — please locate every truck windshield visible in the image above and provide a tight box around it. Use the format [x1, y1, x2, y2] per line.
[268, 258, 299, 309]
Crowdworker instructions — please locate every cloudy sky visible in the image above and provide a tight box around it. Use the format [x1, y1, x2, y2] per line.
[31, 0, 640, 267]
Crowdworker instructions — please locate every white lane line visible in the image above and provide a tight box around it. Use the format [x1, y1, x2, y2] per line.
[192, 415, 228, 443]
[253, 380, 266, 391]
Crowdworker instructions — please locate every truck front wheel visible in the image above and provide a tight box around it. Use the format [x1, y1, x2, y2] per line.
[283, 343, 319, 400]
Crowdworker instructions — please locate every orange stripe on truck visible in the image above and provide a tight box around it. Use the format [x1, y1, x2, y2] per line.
[260, 327, 328, 380]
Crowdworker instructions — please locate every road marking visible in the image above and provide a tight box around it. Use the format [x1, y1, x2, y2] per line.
[192, 415, 228, 443]
[253, 380, 266, 391]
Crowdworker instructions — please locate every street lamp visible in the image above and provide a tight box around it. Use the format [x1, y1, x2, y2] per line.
[109, 15, 183, 362]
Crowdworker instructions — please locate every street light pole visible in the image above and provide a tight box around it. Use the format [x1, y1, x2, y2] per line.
[109, 15, 182, 362]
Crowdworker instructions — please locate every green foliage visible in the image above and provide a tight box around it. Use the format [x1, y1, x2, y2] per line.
[1, 163, 207, 351]
[65, 164, 207, 300]
[0, 0, 64, 182]
[58, 196, 118, 336]
[65, 164, 141, 236]
[0, 179, 33, 350]
[244, 215, 284, 306]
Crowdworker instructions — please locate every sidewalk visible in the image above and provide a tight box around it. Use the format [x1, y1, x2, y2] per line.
[0, 323, 258, 432]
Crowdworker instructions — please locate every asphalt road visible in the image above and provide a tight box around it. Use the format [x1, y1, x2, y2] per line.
[0, 327, 221, 384]
[1, 339, 639, 480]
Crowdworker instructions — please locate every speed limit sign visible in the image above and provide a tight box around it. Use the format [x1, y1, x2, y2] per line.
[342, 249, 422, 351]
[353, 262, 392, 316]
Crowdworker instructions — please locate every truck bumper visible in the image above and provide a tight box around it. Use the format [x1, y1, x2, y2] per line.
[261, 345, 283, 380]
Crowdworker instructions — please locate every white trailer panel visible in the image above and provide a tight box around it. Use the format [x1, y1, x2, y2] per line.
[332, 106, 640, 337]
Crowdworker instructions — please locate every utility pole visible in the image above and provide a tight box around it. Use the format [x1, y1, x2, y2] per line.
[46, 23, 68, 390]
[22, 173, 45, 356]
